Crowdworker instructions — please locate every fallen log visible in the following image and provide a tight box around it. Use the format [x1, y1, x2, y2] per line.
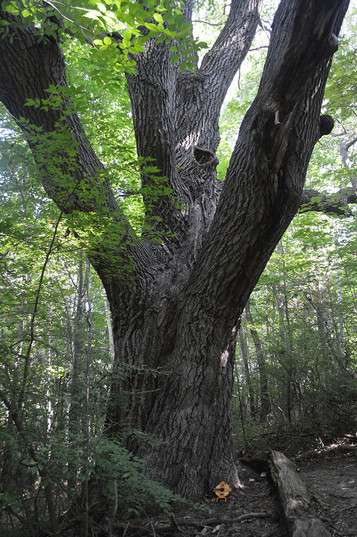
[268, 450, 331, 537]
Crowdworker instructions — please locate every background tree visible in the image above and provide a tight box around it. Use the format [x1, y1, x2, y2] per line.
[233, 17, 357, 444]
[0, 0, 354, 509]
[235, 212, 357, 453]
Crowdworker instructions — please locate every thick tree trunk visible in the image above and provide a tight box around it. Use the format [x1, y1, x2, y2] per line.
[104, 286, 242, 496]
[0, 0, 351, 501]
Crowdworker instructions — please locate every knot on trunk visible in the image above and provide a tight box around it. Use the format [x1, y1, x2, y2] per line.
[193, 146, 218, 167]
[319, 114, 334, 137]
[327, 33, 339, 55]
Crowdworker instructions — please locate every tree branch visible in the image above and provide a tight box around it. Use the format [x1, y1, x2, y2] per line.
[180, 0, 351, 341]
[340, 135, 357, 168]
[0, 17, 114, 212]
[346, 136, 357, 151]
[199, 0, 263, 95]
[175, 0, 263, 149]
[192, 19, 221, 27]
[0, 7, 137, 277]
[149, 0, 264, 258]
[300, 187, 357, 216]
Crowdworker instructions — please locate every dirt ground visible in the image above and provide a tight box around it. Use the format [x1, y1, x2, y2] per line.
[126, 439, 357, 537]
[298, 443, 357, 536]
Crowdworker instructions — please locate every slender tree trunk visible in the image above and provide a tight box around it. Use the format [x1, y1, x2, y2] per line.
[84, 260, 92, 537]
[68, 258, 86, 490]
[326, 276, 346, 368]
[245, 299, 270, 422]
[310, 280, 333, 361]
[237, 320, 256, 419]
[234, 361, 247, 444]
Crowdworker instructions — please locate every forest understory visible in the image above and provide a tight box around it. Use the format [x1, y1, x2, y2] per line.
[122, 435, 357, 537]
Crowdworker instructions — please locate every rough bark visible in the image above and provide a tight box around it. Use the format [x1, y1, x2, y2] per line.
[0, 0, 352, 501]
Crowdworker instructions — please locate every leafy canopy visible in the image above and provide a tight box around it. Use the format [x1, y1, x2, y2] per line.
[1, 0, 208, 73]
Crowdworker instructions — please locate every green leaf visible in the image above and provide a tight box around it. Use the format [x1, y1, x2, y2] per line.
[2, 1, 20, 15]
[83, 10, 101, 20]
[97, 3, 107, 13]
[145, 23, 158, 32]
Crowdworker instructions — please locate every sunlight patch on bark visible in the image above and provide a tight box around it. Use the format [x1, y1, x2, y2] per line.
[220, 349, 229, 367]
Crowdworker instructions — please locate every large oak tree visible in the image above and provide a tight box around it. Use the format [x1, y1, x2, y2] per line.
[0, 0, 353, 500]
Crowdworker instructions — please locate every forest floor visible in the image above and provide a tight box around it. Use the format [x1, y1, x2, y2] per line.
[296, 441, 357, 537]
[125, 437, 357, 537]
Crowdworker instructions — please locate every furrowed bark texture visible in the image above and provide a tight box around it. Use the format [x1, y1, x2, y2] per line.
[0, 0, 351, 500]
